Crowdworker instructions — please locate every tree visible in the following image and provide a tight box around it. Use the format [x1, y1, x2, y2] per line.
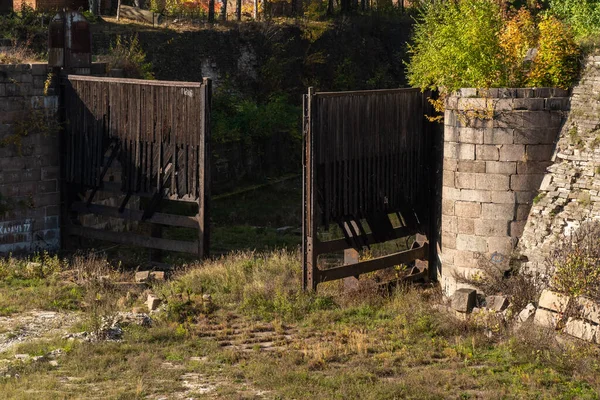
[221, 0, 227, 20]
[236, 0, 242, 20]
[208, 0, 215, 22]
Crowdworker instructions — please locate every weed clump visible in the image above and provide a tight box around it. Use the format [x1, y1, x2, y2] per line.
[102, 35, 155, 80]
[157, 250, 335, 323]
[547, 221, 600, 300]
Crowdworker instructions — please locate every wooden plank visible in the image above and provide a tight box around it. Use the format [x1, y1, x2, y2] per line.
[66, 224, 200, 254]
[317, 244, 428, 283]
[67, 75, 203, 88]
[315, 226, 418, 254]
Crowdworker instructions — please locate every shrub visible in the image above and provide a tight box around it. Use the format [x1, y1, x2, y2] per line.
[549, 0, 600, 40]
[407, 0, 581, 92]
[527, 15, 580, 88]
[499, 8, 538, 87]
[103, 35, 154, 80]
[407, 0, 505, 92]
[548, 221, 600, 300]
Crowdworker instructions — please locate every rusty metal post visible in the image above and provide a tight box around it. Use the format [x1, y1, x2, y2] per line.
[198, 77, 212, 259]
[303, 87, 318, 291]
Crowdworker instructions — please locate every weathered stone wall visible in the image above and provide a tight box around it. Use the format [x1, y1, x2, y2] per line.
[441, 88, 570, 295]
[520, 56, 600, 273]
[0, 63, 60, 254]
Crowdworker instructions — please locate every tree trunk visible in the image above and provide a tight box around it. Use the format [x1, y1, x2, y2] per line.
[264, 0, 268, 19]
[208, 0, 215, 22]
[236, 0, 241, 20]
[221, 0, 227, 20]
[327, 0, 333, 15]
[253, 0, 258, 20]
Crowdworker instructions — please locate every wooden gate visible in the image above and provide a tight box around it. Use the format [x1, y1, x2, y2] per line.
[62, 75, 211, 258]
[303, 87, 442, 290]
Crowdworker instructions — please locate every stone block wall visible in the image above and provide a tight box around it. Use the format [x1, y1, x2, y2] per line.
[441, 88, 570, 295]
[520, 56, 600, 273]
[0, 63, 60, 254]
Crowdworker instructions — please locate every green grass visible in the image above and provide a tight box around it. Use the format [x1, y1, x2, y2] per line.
[0, 250, 599, 398]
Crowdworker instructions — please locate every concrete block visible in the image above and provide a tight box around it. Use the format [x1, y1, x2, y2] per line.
[442, 232, 457, 249]
[458, 97, 488, 111]
[516, 191, 537, 205]
[457, 143, 476, 160]
[455, 172, 475, 189]
[482, 203, 516, 220]
[533, 308, 561, 329]
[539, 289, 570, 313]
[526, 144, 555, 161]
[494, 99, 514, 111]
[517, 303, 536, 324]
[460, 189, 492, 203]
[458, 127, 484, 144]
[442, 186, 462, 201]
[445, 125, 459, 142]
[444, 142, 458, 159]
[443, 170, 455, 187]
[486, 295, 509, 312]
[516, 204, 531, 221]
[476, 145, 500, 161]
[576, 296, 600, 324]
[475, 173, 510, 191]
[487, 236, 513, 255]
[442, 215, 458, 234]
[514, 128, 560, 145]
[486, 161, 516, 175]
[563, 318, 598, 343]
[499, 145, 525, 162]
[451, 288, 477, 313]
[534, 88, 552, 98]
[521, 111, 563, 129]
[510, 221, 526, 238]
[443, 158, 458, 171]
[474, 219, 510, 237]
[516, 88, 534, 98]
[513, 98, 544, 111]
[454, 201, 481, 218]
[510, 174, 545, 191]
[147, 294, 162, 311]
[457, 217, 475, 234]
[442, 199, 455, 216]
[489, 191, 516, 204]
[552, 88, 570, 97]
[456, 234, 487, 253]
[457, 160, 486, 173]
[545, 97, 570, 111]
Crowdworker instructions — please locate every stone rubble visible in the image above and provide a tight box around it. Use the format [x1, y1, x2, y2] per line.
[520, 55, 600, 275]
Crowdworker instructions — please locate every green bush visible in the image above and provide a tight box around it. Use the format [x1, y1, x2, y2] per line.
[407, 0, 506, 92]
[407, 0, 580, 92]
[103, 35, 155, 80]
[549, 0, 600, 40]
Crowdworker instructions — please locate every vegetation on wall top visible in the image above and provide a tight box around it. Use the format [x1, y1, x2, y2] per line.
[407, 0, 580, 92]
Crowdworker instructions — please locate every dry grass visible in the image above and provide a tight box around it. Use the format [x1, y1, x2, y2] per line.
[0, 40, 40, 64]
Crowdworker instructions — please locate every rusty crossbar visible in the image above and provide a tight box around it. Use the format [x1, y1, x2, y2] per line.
[62, 75, 212, 258]
[303, 87, 442, 291]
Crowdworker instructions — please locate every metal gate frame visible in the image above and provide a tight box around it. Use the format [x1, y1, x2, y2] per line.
[302, 87, 442, 291]
[60, 75, 212, 260]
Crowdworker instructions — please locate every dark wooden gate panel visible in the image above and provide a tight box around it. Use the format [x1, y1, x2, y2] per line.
[63, 75, 211, 258]
[303, 87, 442, 290]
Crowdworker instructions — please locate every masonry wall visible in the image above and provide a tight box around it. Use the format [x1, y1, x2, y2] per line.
[520, 56, 600, 273]
[441, 88, 570, 295]
[0, 63, 60, 254]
